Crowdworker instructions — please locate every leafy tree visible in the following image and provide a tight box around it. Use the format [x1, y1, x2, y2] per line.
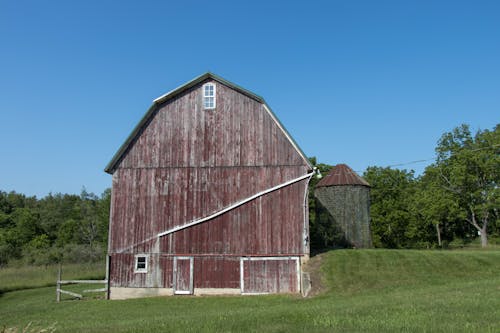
[97, 188, 111, 247]
[0, 229, 21, 266]
[23, 234, 53, 265]
[0, 188, 111, 266]
[56, 218, 78, 246]
[363, 167, 417, 248]
[410, 166, 461, 247]
[36, 193, 81, 243]
[77, 189, 100, 249]
[0, 191, 14, 214]
[433, 124, 500, 247]
[307, 157, 337, 252]
[11, 208, 42, 246]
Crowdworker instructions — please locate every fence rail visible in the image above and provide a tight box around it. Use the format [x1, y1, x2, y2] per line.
[56, 265, 108, 302]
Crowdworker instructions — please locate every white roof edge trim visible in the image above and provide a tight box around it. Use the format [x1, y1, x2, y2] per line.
[114, 171, 313, 254]
[153, 86, 179, 103]
[262, 104, 312, 168]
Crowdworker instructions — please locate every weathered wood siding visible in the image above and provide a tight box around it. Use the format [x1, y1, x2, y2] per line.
[110, 167, 308, 254]
[108, 78, 310, 293]
[193, 257, 240, 288]
[110, 254, 298, 292]
[242, 258, 299, 294]
[109, 253, 166, 288]
[116, 81, 304, 168]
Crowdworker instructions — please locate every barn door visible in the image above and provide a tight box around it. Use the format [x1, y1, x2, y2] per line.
[240, 257, 300, 294]
[173, 257, 193, 295]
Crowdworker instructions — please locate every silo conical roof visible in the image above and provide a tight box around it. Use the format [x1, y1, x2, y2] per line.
[316, 164, 370, 188]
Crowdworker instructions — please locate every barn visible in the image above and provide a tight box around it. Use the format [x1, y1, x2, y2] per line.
[104, 72, 314, 299]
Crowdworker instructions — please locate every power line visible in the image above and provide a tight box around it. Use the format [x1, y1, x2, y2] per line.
[387, 158, 435, 168]
[318, 143, 500, 175]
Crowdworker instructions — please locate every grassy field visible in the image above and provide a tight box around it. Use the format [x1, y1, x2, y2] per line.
[0, 250, 499, 332]
[0, 262, 105, 294]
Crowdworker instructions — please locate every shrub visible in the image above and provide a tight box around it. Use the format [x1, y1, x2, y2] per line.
[60, 243, 105, 264]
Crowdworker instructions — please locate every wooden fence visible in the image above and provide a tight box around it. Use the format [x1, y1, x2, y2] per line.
[56, 265, 108, 302]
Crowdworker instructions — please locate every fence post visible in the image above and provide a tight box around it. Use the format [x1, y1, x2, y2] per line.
[56, 263, 62, 302]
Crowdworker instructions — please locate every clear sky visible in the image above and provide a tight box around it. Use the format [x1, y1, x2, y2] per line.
[1, 0, 499, 198]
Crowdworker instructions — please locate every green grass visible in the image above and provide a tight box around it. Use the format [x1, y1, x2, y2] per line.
[1, 250, 499, 332]
[322, 249, 500, 294]
[0, 262, 104, 294]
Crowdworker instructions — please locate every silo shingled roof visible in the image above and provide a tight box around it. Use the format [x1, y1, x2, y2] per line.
[316, 164, 370, 187]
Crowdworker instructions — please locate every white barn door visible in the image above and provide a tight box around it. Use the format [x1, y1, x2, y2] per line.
[173, 256, 193, 295]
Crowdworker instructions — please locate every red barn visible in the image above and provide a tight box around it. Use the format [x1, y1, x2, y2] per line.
[105, 73, 313, 299]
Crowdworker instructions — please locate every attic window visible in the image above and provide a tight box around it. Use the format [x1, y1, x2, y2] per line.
[203, 83, 216, 109]
[134, 254, 148, 273]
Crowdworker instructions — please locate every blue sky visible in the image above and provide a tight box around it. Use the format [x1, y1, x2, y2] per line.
[1, 0, 499, 198]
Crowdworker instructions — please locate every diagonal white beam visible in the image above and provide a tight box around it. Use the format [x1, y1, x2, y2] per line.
[115, 172, 313, 253]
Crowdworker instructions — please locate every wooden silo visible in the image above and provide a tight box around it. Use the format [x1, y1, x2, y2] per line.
[314, 164, 372, 248]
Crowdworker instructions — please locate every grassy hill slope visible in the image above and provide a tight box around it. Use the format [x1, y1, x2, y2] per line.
[1, 250, 499, 332]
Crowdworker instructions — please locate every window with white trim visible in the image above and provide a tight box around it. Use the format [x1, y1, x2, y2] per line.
[203, 83, 216, 109]
[134, 254, 148, 273]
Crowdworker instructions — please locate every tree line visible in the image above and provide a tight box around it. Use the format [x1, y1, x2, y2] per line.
[310, 123, 499, 250]
[0, 189, 110, 266]
[0, 123, 498, 266]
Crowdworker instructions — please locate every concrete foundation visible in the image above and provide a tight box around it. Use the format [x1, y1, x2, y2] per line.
[109, 287, 242, 299]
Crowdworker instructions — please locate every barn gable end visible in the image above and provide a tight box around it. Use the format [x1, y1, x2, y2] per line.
[106, 73, 313, 298]
[105, 72, 310, 173]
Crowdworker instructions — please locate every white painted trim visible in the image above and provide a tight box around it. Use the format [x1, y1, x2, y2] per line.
[173, 256, 194, 295]
[134, 254, 149, 273]
[240, 258, 244, 294]
[296, 256, 301, 293]
[115, 172, 313, 254]
[262, 104, 310, 167]
[303, 172, 314, 254]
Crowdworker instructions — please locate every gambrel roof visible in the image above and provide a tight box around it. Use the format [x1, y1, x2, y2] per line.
[105, 72, 312, 174]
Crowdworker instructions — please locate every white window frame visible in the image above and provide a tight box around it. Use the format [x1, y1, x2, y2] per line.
[134, 254, 149, 273]
[202, 82, 216, 109]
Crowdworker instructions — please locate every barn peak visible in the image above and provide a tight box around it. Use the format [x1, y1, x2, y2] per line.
[104, 72, 312, 174]
[153, 72, 265, 105]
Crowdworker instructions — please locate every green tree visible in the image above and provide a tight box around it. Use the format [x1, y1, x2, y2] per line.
[97, 188, 111, 246]
[307, 157, 336, 251]
[433, 124, 500, 247]
[11, 208, 41, 246]
[0, 188, 111, 266]
[36, 193, 81, 243]
[410, 166, 462, 247]
[363, 166, 417, 248]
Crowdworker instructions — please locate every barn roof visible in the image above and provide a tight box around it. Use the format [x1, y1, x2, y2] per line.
[316, 164, 370, 187]
[104, 72, 312, 174]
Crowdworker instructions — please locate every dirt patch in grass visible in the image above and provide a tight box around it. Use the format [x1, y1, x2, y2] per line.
[302, 253, 328, 297]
